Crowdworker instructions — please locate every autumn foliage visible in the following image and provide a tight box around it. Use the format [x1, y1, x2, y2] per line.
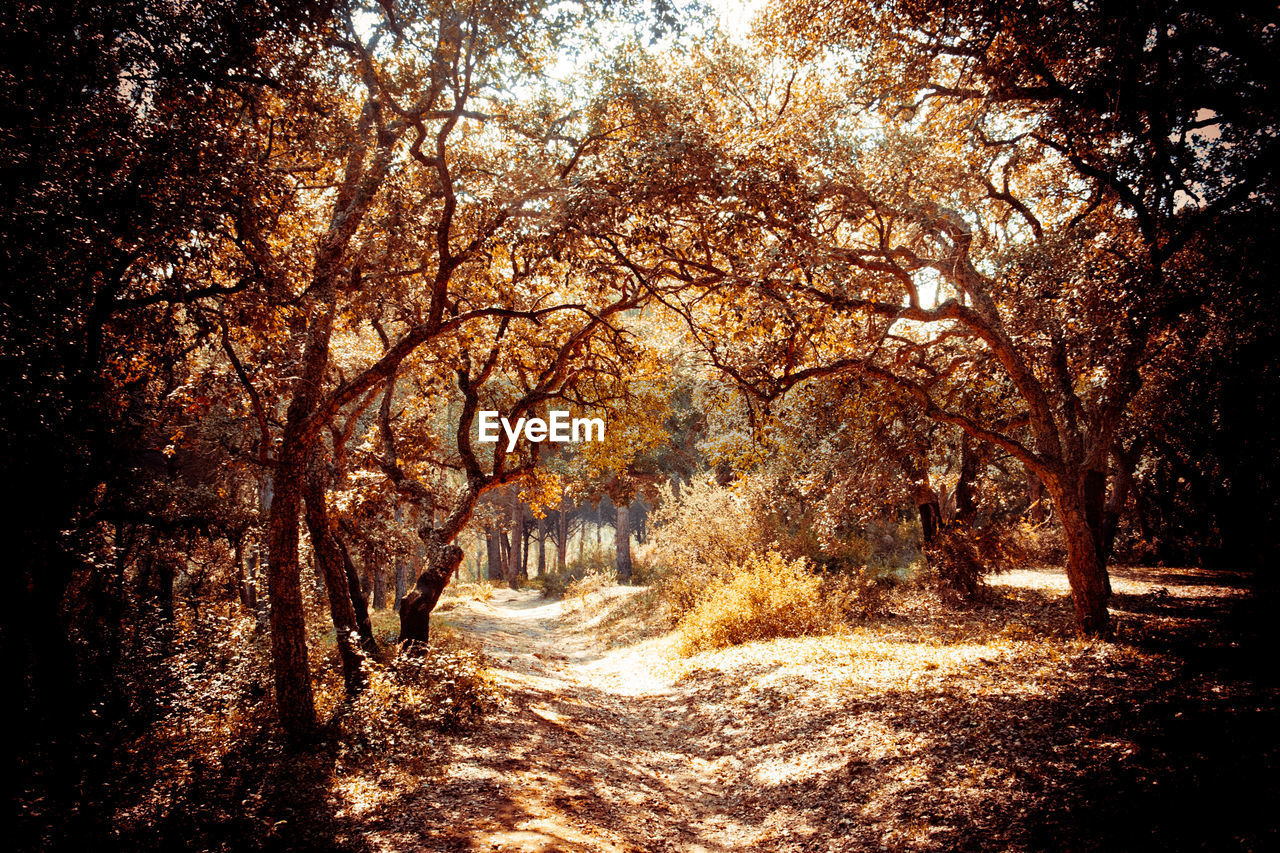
[5, 0, 1278, 849]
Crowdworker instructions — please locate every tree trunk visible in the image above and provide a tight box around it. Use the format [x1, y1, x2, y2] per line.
[915, 482, 942, 544]
[233, 533, 253, 610]
[265, 256, 345, 741]
[556, 498, 568, 570]
[334, 533, 375, 647]
[260, 96, 400, 739]
[485, 526, 503, 582]
[955, 436, 979, 526]
[396, 545, 412, 611]
[394, 505, 409, 611]
[537, 516, 546, 577]
[1053, 479, 1112, 637]
[1082, 466, 1113, 596]
[507, 493, 525, 589]
[615, 502, 632, 583]
[303, 452, 371, 693]
[249, 543, 269, 632]
[264, 433, 318, 742]
[1083, 467, 1107, 558]
[399, 529, 463, 646]
[520, 523, 529, 580]
[1027, 472, 1048, 524]
[1102, 442, 1141, 560]
[372, 564, 387, 610]
[244, 540, 260, 611]
[308, 549, 325, 594]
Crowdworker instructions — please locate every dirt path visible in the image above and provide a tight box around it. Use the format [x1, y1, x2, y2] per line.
[339, 570, 1279, 853]
[427, 588, 749, 853]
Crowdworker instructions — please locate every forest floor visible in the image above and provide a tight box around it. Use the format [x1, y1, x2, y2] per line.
[304, 566, 1278, 852]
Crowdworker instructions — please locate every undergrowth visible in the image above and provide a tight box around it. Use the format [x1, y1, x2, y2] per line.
[339, 628, 498, 750]
[539, 546, 616, 598]
[674, 551, 889, 655]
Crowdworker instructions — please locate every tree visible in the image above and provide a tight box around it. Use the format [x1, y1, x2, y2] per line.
[573, 2, 1276, 633]
[1117, 218, 1280, 569]
[1, 1, 335, 836]
[200, 0, 680, 736]
[733, 0, 1280, 632]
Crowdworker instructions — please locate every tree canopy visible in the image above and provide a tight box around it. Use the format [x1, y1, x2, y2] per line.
[6, 0, 1277, 847]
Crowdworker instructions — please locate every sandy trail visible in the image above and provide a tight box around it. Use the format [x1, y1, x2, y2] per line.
[429, 589, 743, 853]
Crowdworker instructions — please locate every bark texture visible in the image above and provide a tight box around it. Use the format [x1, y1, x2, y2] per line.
[399, 531, 464, 645]
[507, 492, 525, 589]
[1052, 478, 1112, 636]
[556, 499, 568, 570]
[303, 454, 370, 693]
[265, 436, 318, 742]
[615, 502, 632, 583]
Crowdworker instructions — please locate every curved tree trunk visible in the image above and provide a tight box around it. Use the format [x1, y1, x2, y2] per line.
[399, 530, 463, 646]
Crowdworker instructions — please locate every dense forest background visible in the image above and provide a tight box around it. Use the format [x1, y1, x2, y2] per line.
[4, 0, 1278, 849]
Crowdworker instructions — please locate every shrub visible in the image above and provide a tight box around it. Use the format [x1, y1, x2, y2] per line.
[540, 545, 614, 598]
[826, 567, 896, 621]
[648, 476, 923, 623]
[674, 551, 841, 655]
[925, 523, 1025, 601]
[924, 527, 988, 600]
[628, 543, 660, 585]
[565, 566, 618, 604]
[1013, 518, 1066, 565]
[646, 476, 776, 618]
[656, 562, 719, 616]
[341, 629, 498, 748]
[648, 475, 773, 579]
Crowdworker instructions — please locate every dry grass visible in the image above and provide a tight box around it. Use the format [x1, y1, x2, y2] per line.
[439, 579, 498, 604]
[674, 552, 838, 655]
[564, 567, 619, 609]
